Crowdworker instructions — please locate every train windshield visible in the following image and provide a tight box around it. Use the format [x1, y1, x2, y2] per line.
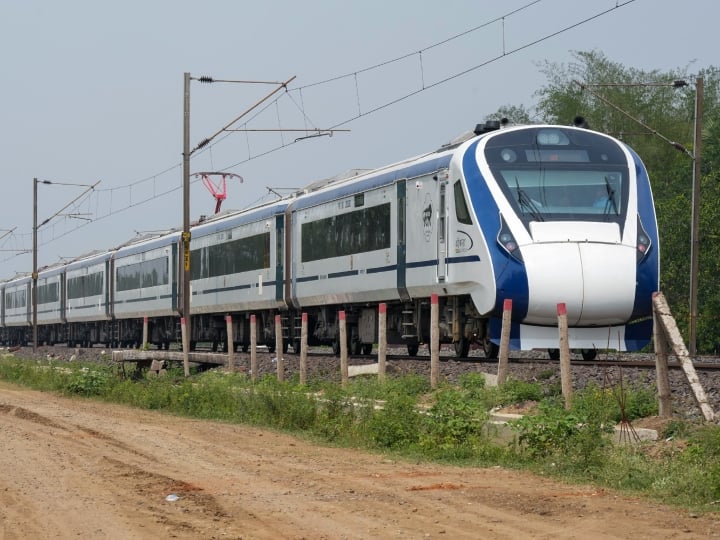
[484, 128, 629, 224]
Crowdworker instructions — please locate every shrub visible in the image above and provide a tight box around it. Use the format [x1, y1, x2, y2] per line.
[419, 383, 490, 452]
[64, 367, 112, 396]
[366, 393, 421, 449]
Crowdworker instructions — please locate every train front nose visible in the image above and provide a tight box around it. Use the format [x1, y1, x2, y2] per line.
[521, 241, 637, 326]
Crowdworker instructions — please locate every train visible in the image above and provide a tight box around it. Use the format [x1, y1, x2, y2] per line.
[0, 120, 659, 360]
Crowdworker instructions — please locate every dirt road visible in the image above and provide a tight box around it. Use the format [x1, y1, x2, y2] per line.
[0, 381, 717, 539]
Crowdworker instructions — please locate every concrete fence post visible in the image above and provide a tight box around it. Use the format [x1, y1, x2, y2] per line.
[225, 314, 234, 371]
[275, 314, 284, 382]
[300, 312, 308, 385]
[250, 314, 257, 382]
[378, 303, 387, 381]
[430, 294, 440, 389]
[497, 299, 512, 385]
[181, 317, 190, 378]
[339, 310, 348, 387]
[557, 303, 572, 409]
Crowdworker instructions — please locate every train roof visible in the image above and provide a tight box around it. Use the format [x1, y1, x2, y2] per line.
[283, 121, 513, 212]
[2, 273, 31, 287]
[64, 250, 114, 271]
[290, 150, 454, 212]
[114, 229, 182, 258]
[191, 199, 289, 237]
[37, 262, 68, 278]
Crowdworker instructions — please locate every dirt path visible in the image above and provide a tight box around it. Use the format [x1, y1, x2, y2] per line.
[0, 382, 717, 539]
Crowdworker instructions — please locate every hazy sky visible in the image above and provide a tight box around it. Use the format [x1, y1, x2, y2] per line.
[0, 0, 715, 276]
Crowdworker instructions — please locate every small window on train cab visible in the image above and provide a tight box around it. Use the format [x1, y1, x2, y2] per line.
[454, 181, 472, 225]
[354, 193, 365, 207]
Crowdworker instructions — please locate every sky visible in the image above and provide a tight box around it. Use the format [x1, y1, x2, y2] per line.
[0, 0, 716, 277]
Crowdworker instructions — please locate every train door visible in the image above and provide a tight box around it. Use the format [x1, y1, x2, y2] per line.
[437, 177, 448, 283]
[275, 214, 284, 302]
[60, 271, 66, 323]
[396, 179, 410, 301]
[170, 243, 178, 313]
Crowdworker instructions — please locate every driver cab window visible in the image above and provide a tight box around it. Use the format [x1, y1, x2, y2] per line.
[454, 180, 472, 225]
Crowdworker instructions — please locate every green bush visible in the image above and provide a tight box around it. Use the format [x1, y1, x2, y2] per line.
[420, 383, 490, 453]
[64, 367, 112, 396]
[509, 389, 615, 474]
[366, 393, 421, 449]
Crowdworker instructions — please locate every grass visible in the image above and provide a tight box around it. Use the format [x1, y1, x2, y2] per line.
[1, 353, 719, 512]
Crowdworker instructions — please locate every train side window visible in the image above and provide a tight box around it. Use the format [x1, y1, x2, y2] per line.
[301, 203, 391, 262]
[454, 180, 472, 225]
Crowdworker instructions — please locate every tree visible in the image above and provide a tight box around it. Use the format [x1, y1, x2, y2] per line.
[484, 104, 535, 125]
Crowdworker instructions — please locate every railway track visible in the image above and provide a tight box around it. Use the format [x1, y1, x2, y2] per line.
[32, 341, 720, 372]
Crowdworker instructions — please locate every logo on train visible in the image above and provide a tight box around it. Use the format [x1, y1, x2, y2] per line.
[422, 194, 432, 242]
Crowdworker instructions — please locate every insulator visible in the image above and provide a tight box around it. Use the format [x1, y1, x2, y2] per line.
[197, 138, 211, 149]
[198, 76, 214, 83]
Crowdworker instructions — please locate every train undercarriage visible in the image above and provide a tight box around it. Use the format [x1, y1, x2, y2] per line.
[2, 295, 495, 358]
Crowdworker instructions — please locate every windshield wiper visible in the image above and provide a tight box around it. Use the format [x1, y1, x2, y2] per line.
[602, 176, 619, 216]
[515, 178, 544, 221]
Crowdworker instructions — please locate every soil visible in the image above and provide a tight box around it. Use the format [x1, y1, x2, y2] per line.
[1, 382, 719, 539]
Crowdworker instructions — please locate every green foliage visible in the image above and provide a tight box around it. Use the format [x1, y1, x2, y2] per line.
[485, 104, 534, 125]
[236, 376, 318, 430]
[64, 367, 112, 396]
[366, 393, 421, 449]
[497, 378, 544, 404]
[312, 383, 359, 443]
[345, 373, 430, 401]
[570, 382, 657, 424]
[509, 386, 616, 474]
[621, 385, 658, 421]
[419, 379, 490, 454]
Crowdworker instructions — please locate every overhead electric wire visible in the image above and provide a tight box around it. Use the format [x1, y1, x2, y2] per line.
[1, 0, 638, 266]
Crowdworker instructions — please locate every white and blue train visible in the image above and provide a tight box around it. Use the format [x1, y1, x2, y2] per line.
[0, 121, 659, 359]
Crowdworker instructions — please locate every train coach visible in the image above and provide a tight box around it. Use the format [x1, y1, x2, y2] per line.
[1, 120, 659, 359]
[1, 273, 32, 345]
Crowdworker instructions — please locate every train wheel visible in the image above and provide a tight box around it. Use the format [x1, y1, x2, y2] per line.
[332, 339, 340, 356]
[407, 343, 419, 356]
[454, 338, 470, 358]
[482, 337, 499, 359]
[548, 349, 560, 360]
[351, 340, 362, 355]
[580, 348, 597, 361]
[242, 344, 249, 353]
[362, 343, 373, 355]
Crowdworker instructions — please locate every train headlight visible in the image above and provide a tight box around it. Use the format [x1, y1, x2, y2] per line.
[636, 215, 652, 263]
[497, 216, 523, 262]
[536, 129, 570, 146]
